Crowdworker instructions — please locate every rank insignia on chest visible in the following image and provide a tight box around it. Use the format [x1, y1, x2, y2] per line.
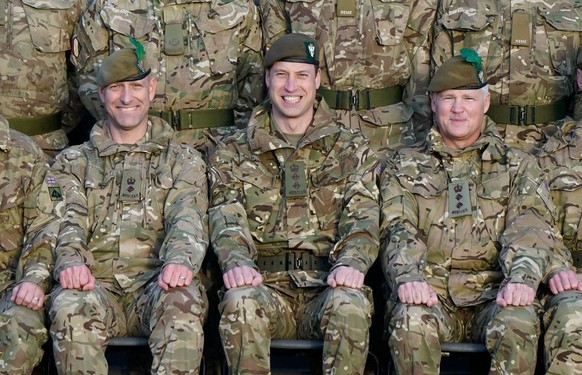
[285, 161, 308, 198]
[448, 180, 472, 218]
[119, 169, 142, 202]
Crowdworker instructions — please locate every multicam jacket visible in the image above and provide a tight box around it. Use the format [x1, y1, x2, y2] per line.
[0, 116, 59, 295]
[0, 0, 83, 149]
[538, 121, 582, 272]
[50, 117, 208, 293]
[258, 0, 437, 150]
[208, 99, 379, 283]
[381, 118, 559, 307]
[72, 0, 263, 127]
[433, 0, 582, 150]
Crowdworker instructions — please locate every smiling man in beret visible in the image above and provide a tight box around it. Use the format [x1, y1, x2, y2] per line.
[380, 49, 558, 374]
[209, 33, 380, 374]
[48, 46, 209, 374]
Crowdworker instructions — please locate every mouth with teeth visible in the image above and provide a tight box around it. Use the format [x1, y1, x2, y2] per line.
[283, 96, 301, 103]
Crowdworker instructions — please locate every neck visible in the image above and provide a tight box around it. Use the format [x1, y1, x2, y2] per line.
[272, 110, 313, 135]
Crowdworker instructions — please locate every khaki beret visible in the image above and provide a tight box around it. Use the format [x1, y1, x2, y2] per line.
[97, 48, 151, 87]
[264, 33, 319, 69]
[428, 48, 486, 92]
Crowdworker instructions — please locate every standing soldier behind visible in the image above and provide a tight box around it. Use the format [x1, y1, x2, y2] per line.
[0, 0, 84, 159]
[432, 0, 582, 153]
[71, 0, 263, 156]
[0, 114, 61, 374]
[258, 0, 438, 154]
[535, 122, 582, 374]
[209, 34, 380, 375]
[48, 48, 209, 374]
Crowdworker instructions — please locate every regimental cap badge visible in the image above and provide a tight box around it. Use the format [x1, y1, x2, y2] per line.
[264, 33, 320, 68]
[427, 47, 487, 92]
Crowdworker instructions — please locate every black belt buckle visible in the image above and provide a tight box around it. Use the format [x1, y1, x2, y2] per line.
[510, 105, 534, 125]
[286, 252, 310, 270]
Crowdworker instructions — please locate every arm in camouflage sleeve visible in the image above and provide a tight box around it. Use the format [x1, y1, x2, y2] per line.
[50, 149, 95, 279]
[234, 1, 265, 127]
[256, 0, 289, 51]
[208, 145, 259, 274]
[158, 145, 209, 276]
[379, 155, 428, 293]
[330, 141, 380, 274]
[500, 154, 556, 291]
[16, 152, 59, 293]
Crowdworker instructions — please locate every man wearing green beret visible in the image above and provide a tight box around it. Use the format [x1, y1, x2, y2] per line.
[209, 33, 379, 374]
[47, 47, 209, 374]
[380, 48, 558, 374]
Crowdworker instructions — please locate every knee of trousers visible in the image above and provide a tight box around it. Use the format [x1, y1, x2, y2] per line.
[489, 305, 540, 340]
[49, 288, 106, 334]
[219, 285, 268, 315]
[159, 282, 208, 317]
[388, 303, 438, 336]
[326, 286, 372, 321]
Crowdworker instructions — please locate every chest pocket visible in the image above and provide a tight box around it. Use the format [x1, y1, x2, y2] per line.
[476, 174, 509, 242]
[310, 155, 355, 231]
[372, 0, 410, 46]
[233, 159, 280, 239]
[195, 2, 246, 75]
[439, 0, 497, 31]
[285, 0, 321, 37]
[22, 0, 78, 53]
[540, 4, 582, 76]
[83, 162, 116, 236]
[395, 163, 447, 234]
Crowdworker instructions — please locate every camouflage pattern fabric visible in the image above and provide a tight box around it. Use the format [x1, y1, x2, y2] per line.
[71, 0, 264, 154]
[381, 118, 558, 374]
[432, 0, 582, 153]
[208, 98, 380, 374]
[537, 121, 582, 374]
[48, 116, 209, 374]
[0, 115, 60, 374]
[0, 0, 84, 156]
[388, 299, 541, 375]
[257, 0, 437, 154]
[219, 282, 373, 374]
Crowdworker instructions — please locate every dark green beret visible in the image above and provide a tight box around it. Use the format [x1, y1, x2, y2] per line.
[97, 48, 151, 87]
[264, 33, 319, 69]
[428, 48, 486, 92]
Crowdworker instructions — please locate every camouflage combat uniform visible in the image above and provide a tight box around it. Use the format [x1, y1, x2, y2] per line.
[432, 0, 582, 153]
[258, 0, 437, 154]
[381, 118, 557, 374]
[208, 98, 380, 375]
[71, 0, 264, 156]
[536, 121, 582, 375]
[0, 115, 60, 375]
[48, 117, 209, 375]
[0, 0, 84, 159]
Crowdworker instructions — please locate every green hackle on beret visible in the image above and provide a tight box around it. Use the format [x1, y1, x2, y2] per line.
[264, 33, 319, 69]
[428, 48, 486, 92]
[97, 42, 151, 87]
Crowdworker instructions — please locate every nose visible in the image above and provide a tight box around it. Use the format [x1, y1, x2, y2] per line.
[120, 86, 132, 103]
[451, 98, 463, 113]
[284, 76, 297, 92]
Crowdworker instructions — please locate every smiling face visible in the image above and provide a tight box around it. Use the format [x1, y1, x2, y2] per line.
[265, 61, 321, 134]
[98, 75, 157, 138]
[430, 87, 491, 149]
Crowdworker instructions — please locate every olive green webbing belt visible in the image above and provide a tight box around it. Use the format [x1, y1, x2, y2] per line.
[8, 113, 62, 136]
[318, 86, 404, 111]
[149, 108, 235, 130]
[256, 251, 330, 272]
[487, 98, 570, 125]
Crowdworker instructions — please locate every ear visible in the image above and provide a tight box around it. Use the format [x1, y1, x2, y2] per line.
[265, 69, 271, 90]
[483, 91, 491, 113]
[315, 67, 321, 89]
[98, 86, 106, 103]
[148, 76, 158, 101]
